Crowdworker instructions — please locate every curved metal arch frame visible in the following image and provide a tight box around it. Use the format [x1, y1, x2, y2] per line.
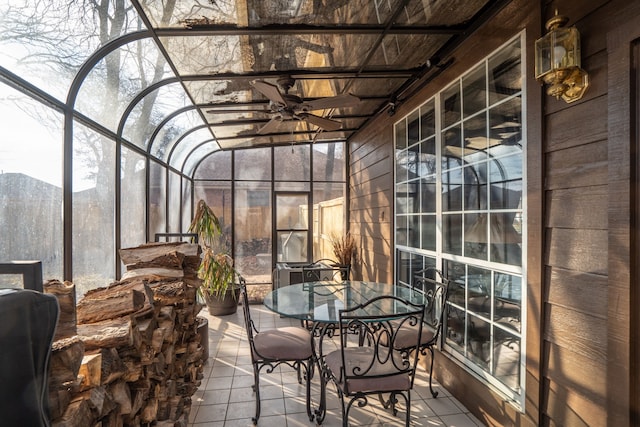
[165, 124, 215, 166]
[62, 29, 209, 279]
[180, 139, 218, 176]
[189, 148, 224, 181]
[66, 30, 152, 108]
[116, 77, 182, 140]
[137, 104, 203, 152]
[63, 30, 153, 280]
[116, 77, 220, 162]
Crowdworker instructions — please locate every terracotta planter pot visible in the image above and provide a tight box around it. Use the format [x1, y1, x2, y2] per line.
[204, 287, 240, 316]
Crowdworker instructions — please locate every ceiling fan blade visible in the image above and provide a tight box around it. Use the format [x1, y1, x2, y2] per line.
[302, 93, 360, 111]
[301, 113, 342, 131]
[251, 80, 287, 106]
[256, 117, 284, 135]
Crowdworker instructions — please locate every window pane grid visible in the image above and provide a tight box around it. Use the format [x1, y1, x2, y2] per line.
[394, 35, 524, 403]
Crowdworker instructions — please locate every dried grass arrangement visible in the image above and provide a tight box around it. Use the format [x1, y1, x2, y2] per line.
[330, 232, 356, 266]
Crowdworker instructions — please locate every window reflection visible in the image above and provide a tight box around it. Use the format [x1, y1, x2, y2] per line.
[394, 35, 524, 399]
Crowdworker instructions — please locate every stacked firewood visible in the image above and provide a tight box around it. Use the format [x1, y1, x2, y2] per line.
[46, 242, 205, 427]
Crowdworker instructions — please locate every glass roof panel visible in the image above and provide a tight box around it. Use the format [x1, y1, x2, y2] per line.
[204, 109, 272, 124]
[132, 0, 500, 151]
[184, 81, 257, 105]
[158, 33, 381, 76]
[397, 0, 488, 26]
[159, 35, 247, 75]
[242, 0, 403, 25]
[365, 34, 450, 69]
[169, 128, 214, 169]
[0, 0, 142, 101]
[122, 83, 194, 148]
[140, 0, 405, 29]
[139, 0, 240, 28]
[183, 142, 221, 176]
[216, 129, 351, 150]
[149, 110, 209, 158]
[76, 38, 174, 132]
[337, 79, 405, 99]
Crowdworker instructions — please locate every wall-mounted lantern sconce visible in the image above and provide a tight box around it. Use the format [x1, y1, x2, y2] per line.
[535, 11, 589, 103]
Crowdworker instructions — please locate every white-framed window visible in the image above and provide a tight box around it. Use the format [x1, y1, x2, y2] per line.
[394, 33, 526, 407]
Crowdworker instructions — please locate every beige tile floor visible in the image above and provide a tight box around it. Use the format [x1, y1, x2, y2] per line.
[189, 304, 485, 427]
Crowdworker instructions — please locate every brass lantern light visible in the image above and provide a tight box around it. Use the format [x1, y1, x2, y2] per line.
[535, 11, 589, 103]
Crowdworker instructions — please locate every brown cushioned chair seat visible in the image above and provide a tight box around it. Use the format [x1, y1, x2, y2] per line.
[253, 326, 313, 360]
[324, 347, 410, 393]
[393, 324, 435, 350]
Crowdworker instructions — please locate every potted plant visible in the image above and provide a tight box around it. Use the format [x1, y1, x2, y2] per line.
[330, 232, 356, 280]
[189, 199, 239, 316]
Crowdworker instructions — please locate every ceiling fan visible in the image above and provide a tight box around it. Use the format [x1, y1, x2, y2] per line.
[250, 77, 360, 135]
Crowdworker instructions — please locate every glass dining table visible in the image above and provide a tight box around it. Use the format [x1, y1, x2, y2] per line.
[263, 280, 427, 423]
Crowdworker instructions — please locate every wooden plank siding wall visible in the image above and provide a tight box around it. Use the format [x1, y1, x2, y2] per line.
[543, 0, 638, 426]
[348, 122, 394, 283]
[349, 0, 639, 425]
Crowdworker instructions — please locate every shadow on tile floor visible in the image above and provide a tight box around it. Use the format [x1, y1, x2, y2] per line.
[189, 306, 485, 427]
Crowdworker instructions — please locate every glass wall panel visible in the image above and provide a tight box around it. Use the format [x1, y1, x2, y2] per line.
[182, 178, 192, 235]
[313, 143, 345, 182]
[0, 1, 140, 101]
[0, 84, 63, 285]
[123, 84, 193, 149]
[194, 151, 232, 180]
[183, 143, 220, 176]
[235, 148, 272, 181]
[149, 160, 167, 241]
[192, 143, 345, 286]
[120, 147, 146, 252]
[275, 145, 310, 181]
[168, 128, 213, 167]
[150, 109, 206, 156]
[194, 180, 232, 251]
[73, 123, 115, 294]
[168, 170, 181, 233]
[234, 181, 271, 283]
[313, 182, 345, 260]
[274, 182, 310, 192]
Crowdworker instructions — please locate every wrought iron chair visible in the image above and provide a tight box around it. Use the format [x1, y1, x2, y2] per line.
[300, 260, 349, 329]
[302, 258, 350, 283]
[322, 295, 425, 427]
[239, 277, 314, 424]
[394, 267, 450, 398]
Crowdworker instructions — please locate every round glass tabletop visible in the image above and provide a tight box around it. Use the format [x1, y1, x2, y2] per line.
[263, 280, 427, 323]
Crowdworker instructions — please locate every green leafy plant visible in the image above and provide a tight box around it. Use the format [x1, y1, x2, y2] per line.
[189, 200, 236, 298]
